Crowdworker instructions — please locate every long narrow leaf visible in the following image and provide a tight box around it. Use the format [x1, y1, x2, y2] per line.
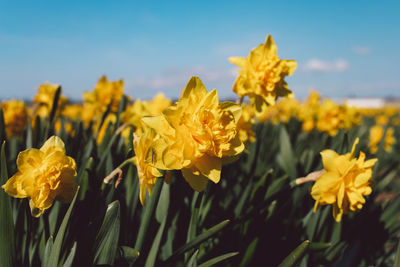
[0, 142, 15, 267]
[198, 252, 239, 267]
[93, 200, 121, 265]
[278, 240, 310, 267]
[164, 219, 230, 264]
[46, 187, 80, 267]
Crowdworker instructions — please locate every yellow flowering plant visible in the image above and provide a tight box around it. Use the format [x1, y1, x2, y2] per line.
[142, 76, 244, 191]
[83, 75, 124, 115]
[33, 83, 67, 118]
[120, 93, 172, 136]
[229, 35, 297, 115]
[132, 126, 163, 205]
[311, 138, 378, 222]
[0, 99, 28, 137]
[369, 125, 395, 154]
[2, 136, 78, 217]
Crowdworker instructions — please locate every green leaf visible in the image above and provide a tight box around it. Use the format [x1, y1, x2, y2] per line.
[393, 240, 400, 267]
[46, 187, 79, 267]
[93, 200, 121, 265]
[234, 180, 252, 218]
[187, 249, 199, 267]
[45, 85, 62, 138]
[144, 217, 167, 267]
[135, 178, 164, 252]
[95, 101, 113, 138]
[0, 109, 6, 144]
[164, 219, 230, 264]
[309, 242, 331, 251]
[277, 125, 297, 179]
[42, 236, 54, 267]
[116, 246, 140, 265]
[114, 95, 128, 128]
[0, 142, 15, 267]
[239, 237, 258, 267]
[265, 175, 289, 201]
[62, 242, 77, 267]
[278, 240, 310, 267]
[198, 252, 239, 267]
[144, 183, 170, 267]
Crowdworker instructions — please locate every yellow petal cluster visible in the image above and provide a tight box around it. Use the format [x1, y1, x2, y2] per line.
[83, 75, 124, 115]
[236, 103, 256, 146]
[143, 77, 244, 192]
[257, 98, 300, 124]
[120, 93, 172, 135]
[368, 125, 395, 154]
[229, 35, 297, 115]
[311, 138, 377, 222]
[298, 91, 320, 132]
[33, 83, 67, 118]
[2, 136, 78, 217]
[133, 127, 163, 205]
[1, 99, 28, 137]
[62, 104, 83, 120]
[316, 99, 343, 136]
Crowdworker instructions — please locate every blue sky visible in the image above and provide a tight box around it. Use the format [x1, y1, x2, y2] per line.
[0, 0, 399, 101]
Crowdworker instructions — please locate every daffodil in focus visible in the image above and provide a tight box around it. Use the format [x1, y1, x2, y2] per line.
[33, 83, 67, 118]
[143, 77, 244, 191]
[311, 138, 377, 222]
[1, 99, 28, 137]
[2, 136, 78, 217]
[133, 126, 163, 205]
[229, 35, 297, 115]
[369, 125, 395, 154]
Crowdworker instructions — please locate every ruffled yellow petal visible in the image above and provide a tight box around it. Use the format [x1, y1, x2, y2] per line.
[40, 135, 66, 155]
[194, 155, 222, 183]
[181, 168, 209, 192]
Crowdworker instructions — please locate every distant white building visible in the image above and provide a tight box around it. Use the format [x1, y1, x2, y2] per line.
[345, 98, 386, 108]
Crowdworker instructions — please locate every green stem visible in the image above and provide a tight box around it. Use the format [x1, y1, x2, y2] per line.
[134, 178, 164, 252]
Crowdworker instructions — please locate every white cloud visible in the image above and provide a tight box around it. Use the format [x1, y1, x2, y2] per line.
[352, 46, 371, 56]
[303, 59, 349, 72]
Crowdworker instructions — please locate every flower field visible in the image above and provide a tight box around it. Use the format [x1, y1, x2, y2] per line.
[1, 35, 400, 266]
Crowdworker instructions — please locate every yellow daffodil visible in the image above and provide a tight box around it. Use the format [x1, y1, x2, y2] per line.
[133, 127, 163, 205]
[341, 104, 361, 129]
[369, 125, 395, 154]
[376, 115, 389, 126]
[142, 93, 172, 116]
[229, 35, 297, 115]
[311, 138, 377, 222]
[33, 83, 67, 118]
[96, 114, 117, 144]
[316, 99, 343, 136]
[84, 75, 124, 114]
[1, 99, 28, 137]
[2, 136, 78, 217]
[62, 104, 83, 120]
[236, 103, 256, 146]
[121, 93, 172, 134]
[143, 76, 244, 191]
[81, 102, 97, 127]
[54, 119, 75, 136]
